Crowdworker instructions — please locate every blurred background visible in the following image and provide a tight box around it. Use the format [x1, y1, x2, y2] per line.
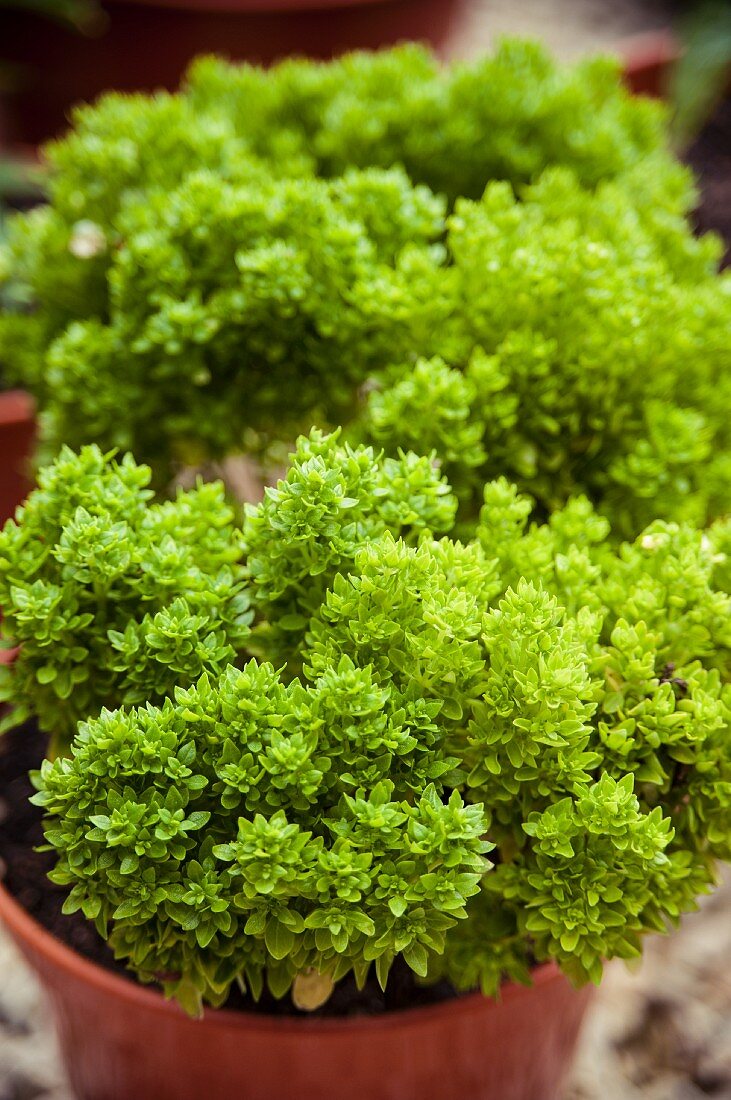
[0, 0, 676, 146]
[1, 0, 730, 1097]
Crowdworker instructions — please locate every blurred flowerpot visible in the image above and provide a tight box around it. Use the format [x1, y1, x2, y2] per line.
[622, 29, 680, 97]
[0, 879, 592, 1100]
[2, 0, 467, 146]
[0, 390, 35, 524]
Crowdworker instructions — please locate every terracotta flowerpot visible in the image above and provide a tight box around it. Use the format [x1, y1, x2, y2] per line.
[621, 30, 680, 98]
[2, 0, 467, 146]
[0, 879, 592, 1100]
[0, 390, 36, 524]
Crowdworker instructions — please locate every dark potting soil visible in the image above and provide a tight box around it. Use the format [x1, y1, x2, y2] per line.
[0, 717, 461, 1018]
[0, 717, 132, 981]
[685, 96, 731, 267]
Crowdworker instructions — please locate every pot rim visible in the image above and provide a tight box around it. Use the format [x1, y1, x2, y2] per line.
[0, 390, 35, 429]
[0, 877, 561, 1032]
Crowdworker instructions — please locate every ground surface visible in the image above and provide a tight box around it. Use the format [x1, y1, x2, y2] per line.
[567, 873, 731, 1100]
[7, 2, 731, 1099]
[448, 0, 674, 59]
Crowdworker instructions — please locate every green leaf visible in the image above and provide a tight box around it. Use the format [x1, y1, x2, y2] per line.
[264, 921, 295, 961]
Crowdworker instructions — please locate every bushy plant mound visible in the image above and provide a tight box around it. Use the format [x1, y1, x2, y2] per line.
[12, 433, 730, 1014]
[4, 40, 731, 537]
[184, 42, 666, 202]
[33, 40, 670, 222]
[0, 446, 251, 753]
[356, 168, 731, 536]
[3, 168, 446, 476]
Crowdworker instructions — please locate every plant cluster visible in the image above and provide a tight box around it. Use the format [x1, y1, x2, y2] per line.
[4, 41, 731, 536]
[31, 38, 670, 220]
[5, 433, 728, 1014]
[356, 167, 731, 537]
[0, 167, 447, 476]
[0, 445, 251, 754]
[183, 42, 668, 201]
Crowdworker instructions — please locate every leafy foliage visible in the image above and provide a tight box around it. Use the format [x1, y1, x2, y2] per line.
[34, 39, 668, 223]
[1, 167, 446, 476]
[8, 433, 729, 1014]
[356, 167, 731, 537]
[0, 446, 250, 754]
[242, 427, 456, 661]
[5, 39, 731, 538]
[184, 41, 668, 202]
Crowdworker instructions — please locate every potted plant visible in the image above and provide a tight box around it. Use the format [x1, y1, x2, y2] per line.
[2, 0, 468, 145]
[1, 430, 730, 1099]
[2, 42, 730, 538]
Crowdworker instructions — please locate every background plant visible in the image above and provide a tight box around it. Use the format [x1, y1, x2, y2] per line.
[12, 432, 731, 1014]
[669, 0, 731, 146]
[3, 40, 730, 536]
[0, 151, 45, 388]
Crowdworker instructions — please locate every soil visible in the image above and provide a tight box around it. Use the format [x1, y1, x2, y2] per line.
[0, 719, 130, 983]
[685, 96, 731, 267]
[0, 718, 460, 1019]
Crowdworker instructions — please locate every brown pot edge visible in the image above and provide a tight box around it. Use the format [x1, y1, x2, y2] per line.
[0, 875, 568, 1033]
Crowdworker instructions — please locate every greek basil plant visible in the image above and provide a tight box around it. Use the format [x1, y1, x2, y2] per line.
[2, 433, 729, 1016]
[2, 42, 731, 535]
[0, 445, 251, 755]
